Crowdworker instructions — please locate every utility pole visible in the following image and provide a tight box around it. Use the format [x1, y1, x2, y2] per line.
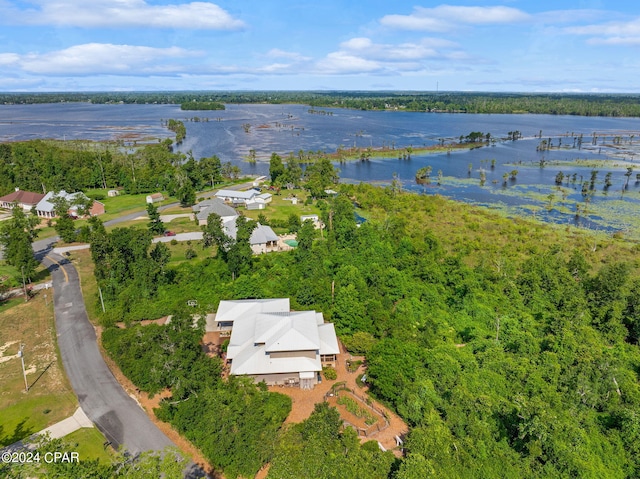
[98, 286, 106, 313]
[18, 343, 28, 392]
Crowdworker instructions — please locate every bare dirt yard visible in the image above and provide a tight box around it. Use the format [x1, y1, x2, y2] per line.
[265, 342, 408, 455]
[0, 290, 78, 445]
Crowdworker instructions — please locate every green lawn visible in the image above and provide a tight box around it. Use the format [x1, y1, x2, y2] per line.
[64, 427, 114, 464]
[242, 189, 321, 223]
[0, 261, 50, 289]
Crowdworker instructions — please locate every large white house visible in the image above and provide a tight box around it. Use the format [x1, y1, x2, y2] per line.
[221, 298, 340, 389]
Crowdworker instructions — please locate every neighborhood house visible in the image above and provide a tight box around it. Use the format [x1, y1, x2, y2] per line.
[215, 189, 258, 206]
[220, 298, 339, 389]
[192, 198, 238, 226]
[221, 216, 280, 254]
[0, 188, 45, 212]
[35, 190, 105, 218]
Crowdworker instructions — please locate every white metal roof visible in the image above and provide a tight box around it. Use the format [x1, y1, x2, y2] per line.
[216, 298, 289, 324]
[215, 189, 258, 200]
[223, 299, 339, 378]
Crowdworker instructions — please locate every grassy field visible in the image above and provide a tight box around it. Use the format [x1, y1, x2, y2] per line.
[0, 261, 51, 290]
[0, 291, 78, 446]
[64, 427, 114, 464]
[69, 250, 100, 325]
[242, 189, 321, 223]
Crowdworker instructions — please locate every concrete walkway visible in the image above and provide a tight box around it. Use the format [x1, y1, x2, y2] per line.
[39, 407, 93, 440]
[0, 280, 52, 301]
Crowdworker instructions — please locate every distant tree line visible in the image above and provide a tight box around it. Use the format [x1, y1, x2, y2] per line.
[4, 91, 640, 116]
[0, 140, 224, 202]
[180, 101, 225, 111]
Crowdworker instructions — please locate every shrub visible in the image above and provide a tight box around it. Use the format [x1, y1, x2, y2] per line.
[170, 239, 178, 245]
[185, 248, 197, 259]
[323, 366, 337, 380]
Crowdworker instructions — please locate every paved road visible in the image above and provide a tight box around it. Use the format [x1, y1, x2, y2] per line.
[39, 250, 175, 455]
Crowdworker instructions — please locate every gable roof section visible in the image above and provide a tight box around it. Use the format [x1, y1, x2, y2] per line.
[253, 311, 320, 352]
[36, 190, 89, 213]
[250, 223, 278, 244]
[223, 299, 339, 378]
[216, 298, 289, 324]
[0, 190, 45, 206]
[194, 198, 238, 220]
[318, 323, 340, 355]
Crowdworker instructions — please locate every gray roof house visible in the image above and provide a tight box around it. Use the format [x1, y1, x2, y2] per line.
[192, 198, 238, 226]
[222, 298, 340, 389]
[222, 217, 279, 254]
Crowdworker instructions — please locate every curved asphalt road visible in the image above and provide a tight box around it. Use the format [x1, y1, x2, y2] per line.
[33, 239, 206, 477]
[37, 248, 174, 454]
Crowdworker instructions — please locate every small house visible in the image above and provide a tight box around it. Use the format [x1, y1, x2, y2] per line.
[107, 189, 119, 197]
[146, 193, 164, 204]
[35, 190, 104, 218]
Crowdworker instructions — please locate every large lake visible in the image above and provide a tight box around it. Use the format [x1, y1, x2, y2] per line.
[1, 102, 639, 236]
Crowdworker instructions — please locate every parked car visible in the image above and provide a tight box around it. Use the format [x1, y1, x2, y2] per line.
[163, 230, 176, 237]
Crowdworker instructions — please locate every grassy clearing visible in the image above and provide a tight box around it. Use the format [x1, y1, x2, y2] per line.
[241, 189, 321, 223]
[64, 427, 113, 464]
[0, 261, 51, 289]
[0, 291, 78, 446]
[83, 189, 177, 216]
[69, 250, 100, 325]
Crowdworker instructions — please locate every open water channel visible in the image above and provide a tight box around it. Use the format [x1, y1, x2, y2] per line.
[1, 102, 639, 237]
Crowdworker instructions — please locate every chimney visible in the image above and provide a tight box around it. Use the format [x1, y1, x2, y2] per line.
[15, 187, 19, 192]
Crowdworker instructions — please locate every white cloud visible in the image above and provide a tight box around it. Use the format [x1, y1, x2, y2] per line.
[266, 49, 311, 61]
[16, 43, 198, 75]
[586, 36, 640, 46]
[2, 0, 245, 30]
[381, 5, 529, 31]
[566, 18, 640, 36]
[565, 17, 640, 46]
[339, 37, 461, 62]
[316, 52, 382, 75]
[312, 35, 469, 76]
[0, 53, 20, 65]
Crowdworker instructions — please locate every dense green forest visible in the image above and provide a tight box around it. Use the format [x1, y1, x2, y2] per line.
[91, 179, 640, 478]
[3, 91, 640, 116]
[0, 139, 225, 200]
[180, 101, 225, 111]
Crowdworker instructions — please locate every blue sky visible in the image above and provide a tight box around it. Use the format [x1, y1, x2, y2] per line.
[1, 0, 639, 92]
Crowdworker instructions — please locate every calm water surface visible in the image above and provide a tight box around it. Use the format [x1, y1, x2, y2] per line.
[1, 102, 639, 235]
